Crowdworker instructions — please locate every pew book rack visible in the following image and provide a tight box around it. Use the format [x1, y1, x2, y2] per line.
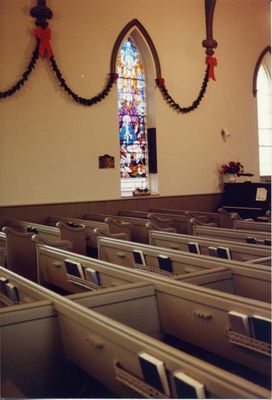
[113, 359, 170, 399]
[226, 328, 271, 357]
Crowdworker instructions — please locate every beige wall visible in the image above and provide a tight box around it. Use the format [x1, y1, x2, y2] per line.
[0, 0, 270, 206]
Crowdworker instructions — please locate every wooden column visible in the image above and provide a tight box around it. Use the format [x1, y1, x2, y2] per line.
[202, 0, 217, 55]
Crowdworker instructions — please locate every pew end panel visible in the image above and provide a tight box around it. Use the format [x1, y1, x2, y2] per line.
[2, 226, 38, 282]
[0, 269, 66, 398]
[0, 267, 136, 398]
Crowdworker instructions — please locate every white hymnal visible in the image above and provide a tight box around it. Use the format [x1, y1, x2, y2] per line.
[0, 277, 9, 296]
[208, 246, 218, 257]
[138, 352, 170, 396]
[84, 267, 100, 286]
[172, 370, 206, 399]
[228, 311, 250, 336]
[5, 283, 20, 303]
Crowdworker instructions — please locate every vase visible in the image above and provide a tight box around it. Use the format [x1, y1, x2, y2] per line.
[224, 173, 237, 183]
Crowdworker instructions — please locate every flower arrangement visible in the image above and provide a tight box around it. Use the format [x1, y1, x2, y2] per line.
[220, 161, 244, 175]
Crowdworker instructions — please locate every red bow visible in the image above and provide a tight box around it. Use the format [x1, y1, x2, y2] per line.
[35, 27, 53, 57]
[206, 55, 217, 80]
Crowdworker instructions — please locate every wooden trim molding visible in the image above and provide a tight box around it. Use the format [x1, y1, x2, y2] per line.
[110, 19, 161, 78]
[252, 46, 271, 97]
[202, 0, 218, 55]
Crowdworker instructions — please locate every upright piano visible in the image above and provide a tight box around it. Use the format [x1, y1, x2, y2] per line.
[220, 182, 271, 219]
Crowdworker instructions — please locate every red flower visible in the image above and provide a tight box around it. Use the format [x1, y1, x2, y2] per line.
[220, 161, 244, 174]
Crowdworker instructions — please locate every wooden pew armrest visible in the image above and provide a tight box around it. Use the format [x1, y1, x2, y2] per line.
[32, 234, 73, 250]
[94, 228, 129, 241]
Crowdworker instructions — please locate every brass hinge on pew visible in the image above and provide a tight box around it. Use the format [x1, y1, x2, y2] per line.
[226, 328, 271, 357]
[113, 359, 168, 399]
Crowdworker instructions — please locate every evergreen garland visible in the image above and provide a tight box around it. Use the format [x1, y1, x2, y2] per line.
[0, 43, 39, 99]
[155, 65, 209, 113]
[49, 56, 116, 106]
[0, 34, 212, 114]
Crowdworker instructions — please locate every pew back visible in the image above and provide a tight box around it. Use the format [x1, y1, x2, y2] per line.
[97, 237, 271, 303]
[4, 219, 60, 241]
[234, 219, 271, 233]
[193, 225, 271, 244]
[84, 213, 150, 243]
[48, 215, 109, 249]
[149, 230, 271, 265]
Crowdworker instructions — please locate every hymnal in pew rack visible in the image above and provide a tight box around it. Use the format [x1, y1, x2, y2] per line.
[217, 247, 232, 260]
[133, 250, 146, 267]
[84, 267, 100, 287]
[5, 282, 20, 303]
[64, 259, 101, 290]
[207, 246, 232, 259]
[187, 242, 201, 254]
[138, 352, 170, 396]
[228, 311, 250, 336]
[157, 255, 173, 273]
[249, 314, 271, 344]
[64, 259, 85, 279]
[172, 370, 206, 399]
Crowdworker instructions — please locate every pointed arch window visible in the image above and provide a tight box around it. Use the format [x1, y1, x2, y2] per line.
[256, 50, 271, 177]
[117, 37, 149, 197]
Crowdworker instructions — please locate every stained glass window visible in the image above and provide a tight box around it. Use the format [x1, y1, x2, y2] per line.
[117, 37, 149, 196]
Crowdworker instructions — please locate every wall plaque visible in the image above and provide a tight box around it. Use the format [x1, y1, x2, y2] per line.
[99, 154, 115, 169]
